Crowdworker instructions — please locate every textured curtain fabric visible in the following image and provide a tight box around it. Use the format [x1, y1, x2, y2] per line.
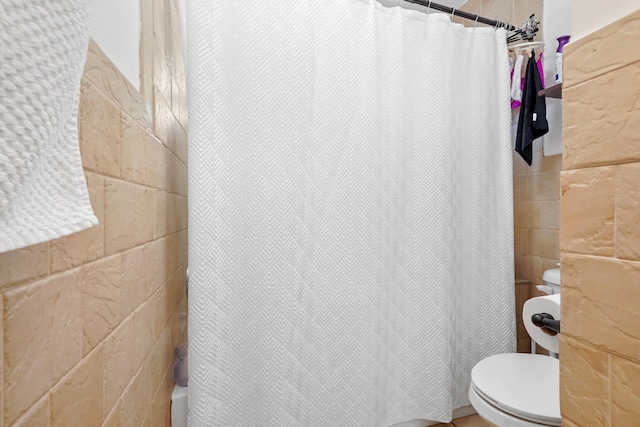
[187, 1, 515, 425]
[0, 0, 97, 253]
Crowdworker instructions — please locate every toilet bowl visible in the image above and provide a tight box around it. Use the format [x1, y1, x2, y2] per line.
[468, 353, 560, 426]
[469, 270, 561, 427]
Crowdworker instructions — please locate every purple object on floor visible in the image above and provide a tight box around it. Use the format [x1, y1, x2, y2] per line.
[173, 342, 188, 387]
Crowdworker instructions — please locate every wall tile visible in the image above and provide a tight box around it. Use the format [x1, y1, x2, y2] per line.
[514, 228, 528, 255]
[3, 270, 82, 425]
[12, 397, 49, 427]
[616, 163, 640, 261]
[154, 190, 168, 239]
[167, 151, 188, 197]
[50, 346, 103, 427]
[539, 201, 560, 230]
[0, 242, 49, 290]
[153, 0, 168, 54]
[177, 81, 188, 132]
[148, 286, 171, 339]
[139, 0, 155, 104]
[168, 194, 188, 236]
[562, 254, 640, 360]
[145, 328, 172, 401]
[483, 0, 512, 25]
[133, 310, 154, 374]
[79, 79, 121, 177]
[81, 254, 124, 355]
[101, 399, 123, 427]
[540, 257, 559, 277]
[145, 135, 168, 190]
[121, 114, 148, 184]
[145, 238, 168, 299]
[517, 338, 531, 353]
[561, 418, 584, 427]
[173, 113, 188, 164]
[121, 246, 147, 319]
[563, 8, 640, 88]
[514, 201, 541, 229]
[560, 167, 615, 257]
[513, 175, 527, 202]
[527, 172, 559, 201]
[611, 354, 640, 426]
[165, 266, 186, 316]
[82, 40, 152, 129]
[171, 230, 188, 273]
[153, 87, 172, 145]
[114, 364, 150, 427]
[135, 184, 156, 245]
[104, 178, 137, 255]
[515, 282, 529, 339]
[51, 172, 105, 272]
[559, 336, 610, 427]
[528, 229, 559, 259]
[529, 151, 562, 176]
[563, 62, 640, 170]
[103, 314, 136, 417]
[170, 300, 188, 346]
[515, 254, 546, 285]
[458, 0, 482, 17]
[143, 372, 172, 427]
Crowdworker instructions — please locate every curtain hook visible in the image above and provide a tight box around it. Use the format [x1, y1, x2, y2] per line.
[474, 15, 479, 27]
[451, 7, 456, 21]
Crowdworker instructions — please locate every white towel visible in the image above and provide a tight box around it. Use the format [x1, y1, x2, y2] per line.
[0, 0, 97, 253]
[511, 53, 524, 102]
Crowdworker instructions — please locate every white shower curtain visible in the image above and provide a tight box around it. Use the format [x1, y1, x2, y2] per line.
[187, 1, 515, 425]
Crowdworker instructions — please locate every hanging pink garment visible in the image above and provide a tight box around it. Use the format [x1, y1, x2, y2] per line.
[537, 52, 545, 88]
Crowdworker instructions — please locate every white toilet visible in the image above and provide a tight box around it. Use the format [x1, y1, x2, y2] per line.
[468, 270, 561, 427]
[171, 385, 188, 427]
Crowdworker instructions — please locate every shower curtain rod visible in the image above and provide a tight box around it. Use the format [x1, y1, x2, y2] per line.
[402, 0, 515, 31]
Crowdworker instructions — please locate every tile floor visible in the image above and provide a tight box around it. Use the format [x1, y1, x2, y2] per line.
[434, 414, 490, 427]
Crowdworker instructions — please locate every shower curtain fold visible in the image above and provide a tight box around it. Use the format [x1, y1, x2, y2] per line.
[187, 1, 515, 425]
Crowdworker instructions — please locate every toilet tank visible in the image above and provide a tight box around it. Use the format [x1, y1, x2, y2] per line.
[541, 268, 561, 294]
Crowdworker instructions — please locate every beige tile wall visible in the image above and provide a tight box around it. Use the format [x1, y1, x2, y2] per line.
[0, 0, 188, 425]
[560, 8, 640, 426]
[459, 0, 559, 353]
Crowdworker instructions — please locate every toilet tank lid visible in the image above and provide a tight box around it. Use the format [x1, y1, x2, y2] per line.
[542, 268, 560, 286]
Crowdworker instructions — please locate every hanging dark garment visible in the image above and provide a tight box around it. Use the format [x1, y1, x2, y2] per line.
[515, 53, 548, 165]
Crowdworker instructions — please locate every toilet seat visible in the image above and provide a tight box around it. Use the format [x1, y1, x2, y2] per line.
[470, 353, 561, 427]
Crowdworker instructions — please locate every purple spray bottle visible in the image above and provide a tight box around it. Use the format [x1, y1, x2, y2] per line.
[555, 35, 571, 83]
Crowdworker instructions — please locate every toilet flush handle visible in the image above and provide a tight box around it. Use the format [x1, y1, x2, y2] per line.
[531, 313, 560, 336]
